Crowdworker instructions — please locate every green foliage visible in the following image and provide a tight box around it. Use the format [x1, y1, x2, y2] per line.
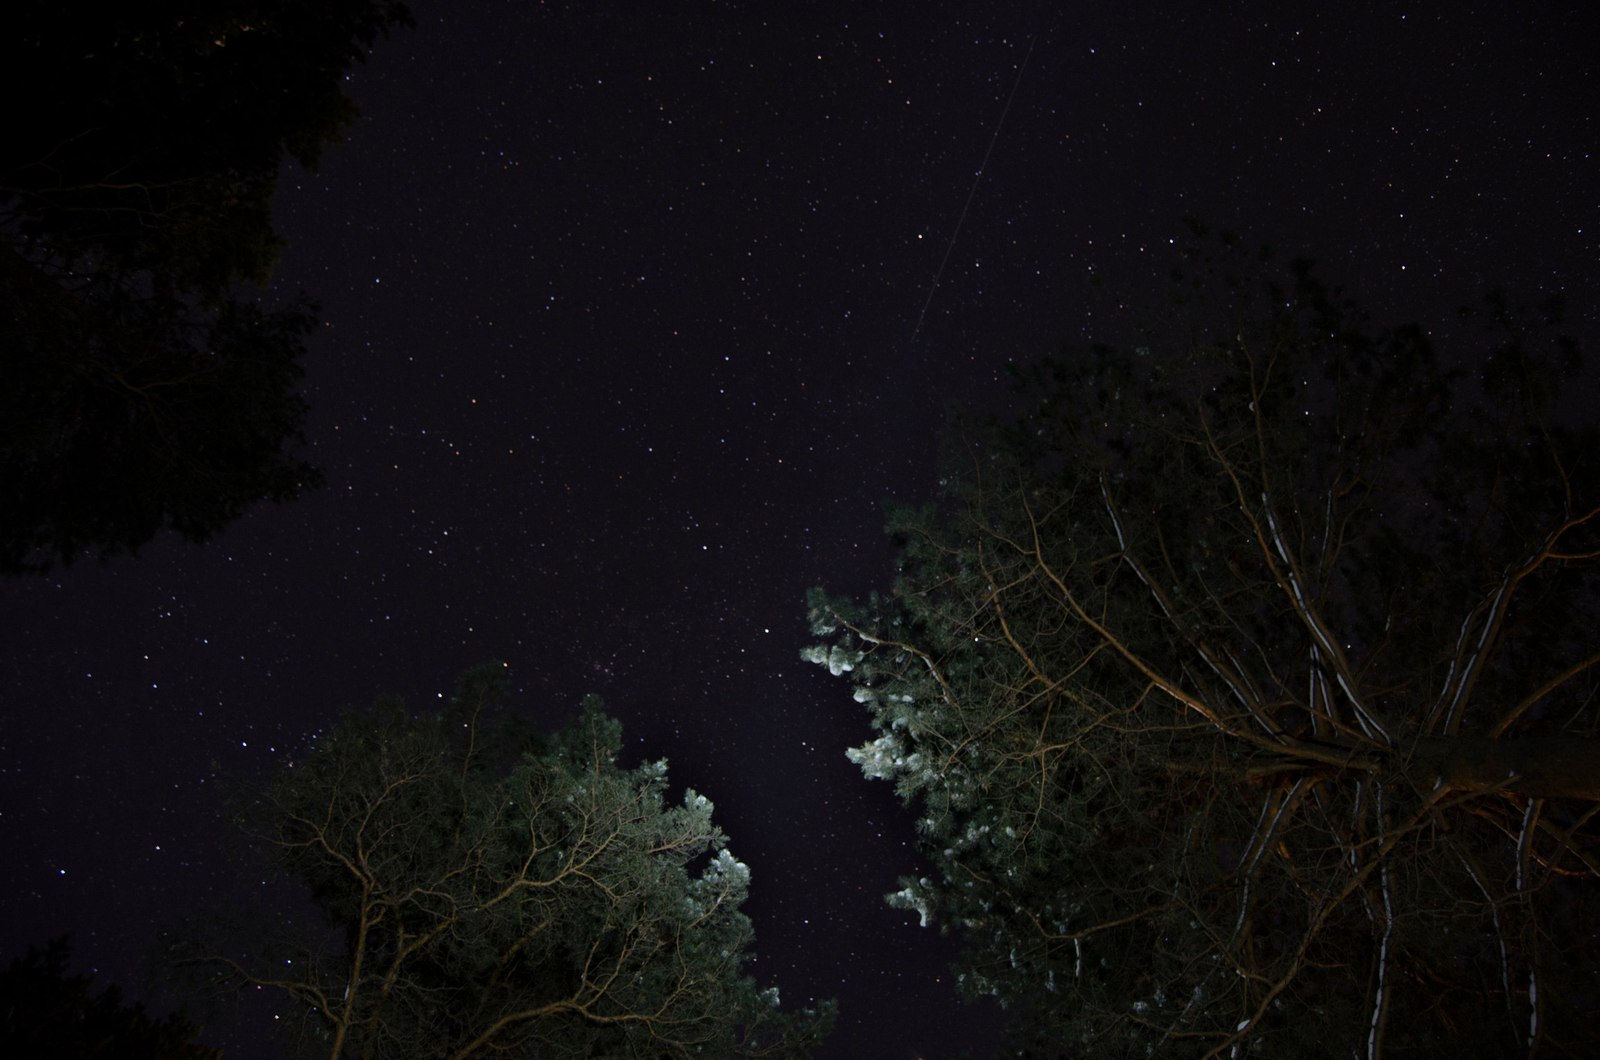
[0, 1, 415, 573]
[1, 937, 220, 1060]
[808, 239, 1600, 1057]
[183, 666, 832, 1059]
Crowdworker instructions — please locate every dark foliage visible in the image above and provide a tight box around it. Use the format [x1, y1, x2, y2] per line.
[1, 937, 220, 1060]
[0, 1, 414, 573]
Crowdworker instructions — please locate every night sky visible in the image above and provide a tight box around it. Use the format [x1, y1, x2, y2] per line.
[4, 3, 1597, 1056]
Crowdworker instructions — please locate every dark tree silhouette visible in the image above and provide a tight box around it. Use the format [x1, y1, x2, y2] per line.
[1, 1, 414, 573]
[1, 937, 220, 1060]
[808, 236, 1600, 1057]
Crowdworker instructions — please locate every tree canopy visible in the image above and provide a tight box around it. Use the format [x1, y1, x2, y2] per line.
[1, 937, 220, 1060]
[0, 2, 414, 573]
[806, 239, 1600, 1057]
[180, 666, 833, 1059]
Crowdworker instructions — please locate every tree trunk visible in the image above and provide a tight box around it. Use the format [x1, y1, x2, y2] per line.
[1412, 736, 1600, 800]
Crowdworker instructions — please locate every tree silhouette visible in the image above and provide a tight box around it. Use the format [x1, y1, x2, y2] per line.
[808, 237, 1600, 1057]
[1, 937, 220, 1060]
[1, 1, 414, 573]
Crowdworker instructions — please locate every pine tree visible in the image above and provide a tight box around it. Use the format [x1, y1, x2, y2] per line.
[182, 666, 833, 1059]
[808, 238, 1600, 1057]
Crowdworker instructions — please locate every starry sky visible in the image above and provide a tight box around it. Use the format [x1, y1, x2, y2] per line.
[4, 2, 1597, 1056]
